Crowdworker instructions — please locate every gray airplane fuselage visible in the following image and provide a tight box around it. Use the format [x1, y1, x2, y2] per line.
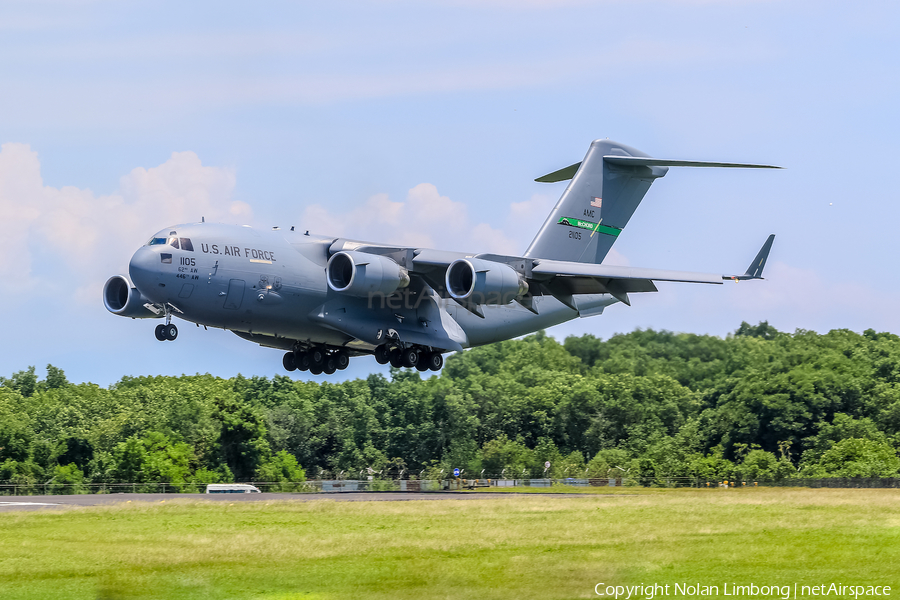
[124, 222, 613, 353]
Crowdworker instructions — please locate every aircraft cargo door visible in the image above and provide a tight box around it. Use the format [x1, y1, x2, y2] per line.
[223, 279, 245, 310]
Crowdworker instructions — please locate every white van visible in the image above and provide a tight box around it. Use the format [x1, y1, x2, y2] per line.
[205, 483, 261, 494]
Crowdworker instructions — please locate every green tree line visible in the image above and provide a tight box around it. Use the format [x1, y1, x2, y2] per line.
[3, 322, 900, 488]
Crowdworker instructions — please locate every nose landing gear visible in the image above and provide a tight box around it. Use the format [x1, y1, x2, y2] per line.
[154, 323, 178, 341]
[153, 307, 178, 341]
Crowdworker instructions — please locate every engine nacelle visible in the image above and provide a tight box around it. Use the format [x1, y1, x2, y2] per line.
[326, 251, 410, 297]
[445, 258, 528, 305]
[103, 275, 161, 319]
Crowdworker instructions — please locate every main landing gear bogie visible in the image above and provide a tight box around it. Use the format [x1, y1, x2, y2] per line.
[282, 343, 443, 375]
[377, 344, 443, 372]
[283, 346, 349, 376]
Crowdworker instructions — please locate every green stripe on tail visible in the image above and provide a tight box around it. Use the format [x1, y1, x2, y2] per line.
[557, 217, 621, 237]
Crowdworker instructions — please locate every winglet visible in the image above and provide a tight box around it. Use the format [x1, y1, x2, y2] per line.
[725, 234, 775, 281]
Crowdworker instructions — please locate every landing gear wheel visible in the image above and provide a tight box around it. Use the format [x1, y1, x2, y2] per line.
[309, 364, 323, 375]
[323, 356, 337, 375]
[401, 347, 419, 369]
[335, 351, 350, 371]
[374, 345, 390, 365]
[283, 352, 297, 372]
[164, 324, 178, 341]
[310, 347, 326, 367]
[389, 347, 403, 369]
[427, 352, 444, 371]
[295, 352, 310, 371]
[154, 324, 166, 341]
[415, 356, 429, 372]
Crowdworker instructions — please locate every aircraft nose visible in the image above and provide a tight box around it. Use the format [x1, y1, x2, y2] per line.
[129, 246, 160, 293]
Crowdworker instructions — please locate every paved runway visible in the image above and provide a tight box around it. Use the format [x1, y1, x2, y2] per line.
[0, 491, 603, 512]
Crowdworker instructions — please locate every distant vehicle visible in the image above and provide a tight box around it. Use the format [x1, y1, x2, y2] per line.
[205, 484, 261, 494]
[104, 139, 778, 375]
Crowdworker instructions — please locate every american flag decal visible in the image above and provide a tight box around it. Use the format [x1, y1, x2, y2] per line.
[591, 197, 602, 209]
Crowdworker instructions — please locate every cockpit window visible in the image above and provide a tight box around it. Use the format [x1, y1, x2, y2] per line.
[167, 237, 180, 249]
[148, 237, 167, 246]
[180, 238, 194, 252]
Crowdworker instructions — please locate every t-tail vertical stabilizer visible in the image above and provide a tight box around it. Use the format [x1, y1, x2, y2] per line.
[524, 139, 664, 265]
[524, 139, 781, 264]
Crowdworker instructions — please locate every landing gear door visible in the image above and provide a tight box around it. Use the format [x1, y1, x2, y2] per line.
[223, 279, 245, 310]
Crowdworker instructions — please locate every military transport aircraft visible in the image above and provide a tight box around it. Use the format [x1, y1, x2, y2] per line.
[104, 139, 778, 375]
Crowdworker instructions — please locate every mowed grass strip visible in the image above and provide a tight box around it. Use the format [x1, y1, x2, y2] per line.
[0, 488, 898, 600]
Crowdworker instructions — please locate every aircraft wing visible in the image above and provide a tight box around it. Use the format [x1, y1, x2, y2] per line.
[528, 261, 720, 307]
[524, 234, 775, 307]
[530, 261, 725, 284]
[328, 234, 774, 313]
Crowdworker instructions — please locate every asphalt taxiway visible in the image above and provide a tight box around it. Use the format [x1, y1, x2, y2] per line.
[0, 491, 607, 512]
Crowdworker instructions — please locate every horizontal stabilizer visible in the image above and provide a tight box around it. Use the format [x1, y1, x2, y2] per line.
[535, 155, 781, 183]
[603, 156, 783, 169]
[535, 162, 581, 183]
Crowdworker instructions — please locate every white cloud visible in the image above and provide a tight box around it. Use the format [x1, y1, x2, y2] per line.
[509, 192, 556, 230]
[0, 143, 249, 302]
[178, 38, 761, 106]
[3, 31, 334, 61]
[0, 143, 43, 275]
[0, 28, 776, 126]
[302, 182, 523, 255]
[441, 0, 775, 6]
[299, 184, 638, 268]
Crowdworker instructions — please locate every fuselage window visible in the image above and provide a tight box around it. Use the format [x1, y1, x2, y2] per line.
[180, 238, 194, 252]
[167, 237, 180, 249]
[148, 237, 167, 246]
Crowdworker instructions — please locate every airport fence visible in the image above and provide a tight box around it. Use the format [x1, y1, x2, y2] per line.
[3, 477, 900, 496]
[753, 477, 900, 489]
[0, 478, 626, 495]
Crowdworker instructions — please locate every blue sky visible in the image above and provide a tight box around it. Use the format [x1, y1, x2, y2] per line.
[1, 0, 898, 385]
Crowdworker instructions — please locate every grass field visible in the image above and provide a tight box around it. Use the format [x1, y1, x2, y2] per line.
[1, 487, 899, 599]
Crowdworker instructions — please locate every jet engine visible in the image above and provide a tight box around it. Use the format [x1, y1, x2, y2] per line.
[445, 258, 528, 305]
[103, 275, 161, 319]
[326, 251, 410, 297]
